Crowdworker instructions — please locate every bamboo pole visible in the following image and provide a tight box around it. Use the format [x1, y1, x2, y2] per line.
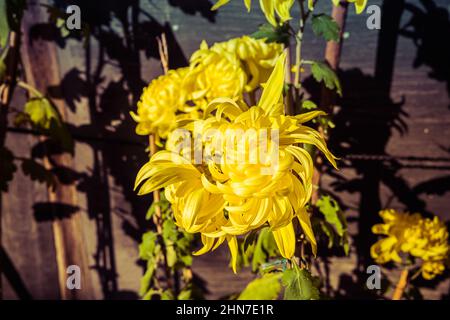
[312, 1, 348, 204]
[152, 33, 168, 237]
[21, 3, 93, 299]
[151, 34, 175, 290]
[149, 134, 162, 234]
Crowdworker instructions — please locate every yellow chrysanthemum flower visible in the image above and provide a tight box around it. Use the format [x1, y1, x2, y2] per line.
[212, 0, 294, 26]
[371, 209, 449, 279]
[132, 37, 280, 139]
[308, 0, 367, 14]
[130, 67, 192, 138]
[209, 36, 284, 92]
[189, 42, 247, 109]
[135, 52, 337, 272]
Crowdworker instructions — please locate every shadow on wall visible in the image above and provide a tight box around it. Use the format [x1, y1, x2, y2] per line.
[400, 0, 450, 108]
[1, 0, 216, 300]
[312, 0, 450, 299]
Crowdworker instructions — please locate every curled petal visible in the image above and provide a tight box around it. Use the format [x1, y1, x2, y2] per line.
[272, 222, 296, 259]
[227, 236, 239, 273]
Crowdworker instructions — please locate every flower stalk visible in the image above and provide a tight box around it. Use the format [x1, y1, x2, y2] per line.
[392, 268, 409, 300]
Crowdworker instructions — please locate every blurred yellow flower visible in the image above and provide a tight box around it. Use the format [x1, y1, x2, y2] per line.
[308, 0, 368, 14]
[132, 37, 282, 139]
[371, 209, 449, 279]
[189, 41, 247, 109]
[191, 36, 283, 95]
[346, 0, 368, 14]
[130, 67, 191, 139]
[212, 0, 294, 26]
[135, 52, 337, 272]
[210, 36, 284, 92]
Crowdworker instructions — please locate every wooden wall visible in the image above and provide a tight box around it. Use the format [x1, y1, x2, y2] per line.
[1, 0, 449, 299]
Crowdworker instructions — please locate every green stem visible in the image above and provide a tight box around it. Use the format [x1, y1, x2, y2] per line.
[17, 80, 43, 98]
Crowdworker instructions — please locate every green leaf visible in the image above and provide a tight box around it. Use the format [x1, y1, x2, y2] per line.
[319, 220, 335, 249]
[312, 14, 340, 42]
[21, 158, 56, 188]
[315, 195, 350, 255]
[166, 245, 177, 268]
[341, 228, 350, 256]
[56, 17, 70, 38]
[0, 146, 17, 192]
[24, 97, 59, 129]
[23, 97, 73, 152]
[251, 227, 279, 272]
[0, 57, 6, 81]
[145, 203, 156, 220]
[251, 23, 290, 44]
[139, 231, 159, 260]
[282, 266, 320, 300]
[146, 193, 171, 220]
[162, 219, 178, 242]
[301, 100, 318, 110]
[0, 0, 10, 49]
[243, 229, 258, 253]
[161, 289, 174, 300]
[178, 250, 193, 267]
[238, 273, 282, 300]
[316, 195, 344, 237]
[142, 288, 160, 300]
[139, 262, 156, 296]
[311, 61, 342, 96]
[178, 287, 192, 300]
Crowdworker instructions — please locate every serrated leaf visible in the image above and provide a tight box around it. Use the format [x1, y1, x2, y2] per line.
[312, 14, 340, 42]
[24, 97, 59, 129]
[282, 266, 320, 300]
[23, 96, 73, 152]
[302, 100, 318, 110]
[139, 231, 159, 260]
[311, 61, 342, 96]
[316, 195, 344, 236]
[238, 273, 282, 300]
[251, 23, 289, 44]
